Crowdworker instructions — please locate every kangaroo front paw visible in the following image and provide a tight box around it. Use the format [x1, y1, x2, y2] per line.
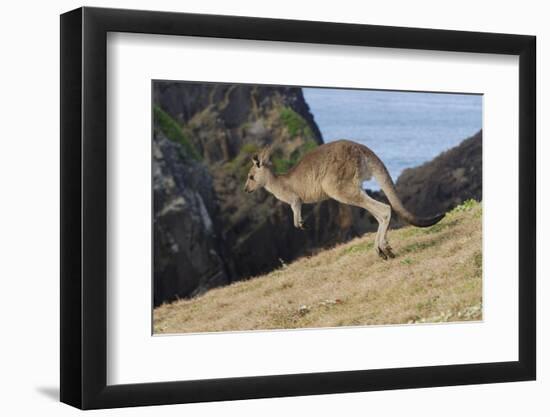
[297, 221, 306, 230]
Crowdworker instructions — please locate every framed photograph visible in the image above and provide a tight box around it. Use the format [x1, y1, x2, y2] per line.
[60, 6, 536, 409]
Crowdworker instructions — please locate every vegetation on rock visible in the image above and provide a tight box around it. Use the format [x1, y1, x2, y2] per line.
[280, 106, 315, 138]
[153, 105, 201, 161]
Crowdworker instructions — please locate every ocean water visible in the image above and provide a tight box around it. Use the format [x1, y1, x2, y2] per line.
[303, 88, 482, 190]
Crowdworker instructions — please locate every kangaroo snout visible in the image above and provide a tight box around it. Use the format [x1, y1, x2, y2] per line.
[243, 183, 254, 193]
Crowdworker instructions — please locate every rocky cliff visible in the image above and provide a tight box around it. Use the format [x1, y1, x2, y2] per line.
[153, 83, 323, 163]
[395, 130, 482, 218]
[153, 131, 229, 305]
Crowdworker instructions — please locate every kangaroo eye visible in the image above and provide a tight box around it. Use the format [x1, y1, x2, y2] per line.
[248, 175, 254, 181]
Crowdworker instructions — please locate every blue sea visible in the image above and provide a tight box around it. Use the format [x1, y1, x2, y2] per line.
[303, 88, 482, 190]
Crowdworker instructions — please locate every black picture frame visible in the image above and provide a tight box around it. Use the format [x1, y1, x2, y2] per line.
[60, 6, 536, 410]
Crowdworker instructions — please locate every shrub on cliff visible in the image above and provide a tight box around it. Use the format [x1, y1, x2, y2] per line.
[280, 106, 315, 138]
[153, 105, 201, 161]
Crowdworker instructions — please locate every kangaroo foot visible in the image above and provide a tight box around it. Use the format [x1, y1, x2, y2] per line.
[383, 245, 396, 259]
[377, 244, 395, 260]
[376, 246, 388, 260]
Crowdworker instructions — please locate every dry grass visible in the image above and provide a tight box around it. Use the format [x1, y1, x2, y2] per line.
[154, 201, 482, 334]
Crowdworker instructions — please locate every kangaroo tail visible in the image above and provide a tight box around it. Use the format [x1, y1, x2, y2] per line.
[365, 148, 445, 228]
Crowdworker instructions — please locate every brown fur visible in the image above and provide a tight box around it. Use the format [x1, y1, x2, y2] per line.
[244, 140, 444, 259]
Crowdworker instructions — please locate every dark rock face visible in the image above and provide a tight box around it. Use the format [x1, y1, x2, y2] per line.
[395, 130, 482, 217]
[153, 132, 229, 306]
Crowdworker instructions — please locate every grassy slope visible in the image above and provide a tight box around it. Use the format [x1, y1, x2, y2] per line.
[154, 200, 482, 334]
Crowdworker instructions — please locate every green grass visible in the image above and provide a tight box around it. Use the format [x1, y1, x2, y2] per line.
[450, 198, 478, 214]
[402, 238, 441, 254]
[280, 107, 314, 138]
[154, 105, 201, 161]
[341, 241, 374, 255]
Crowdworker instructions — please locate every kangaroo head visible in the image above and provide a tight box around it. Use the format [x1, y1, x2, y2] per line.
[244, 148, 272, 193]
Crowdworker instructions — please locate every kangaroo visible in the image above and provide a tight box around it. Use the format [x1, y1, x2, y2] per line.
[244, 140, 445, 259]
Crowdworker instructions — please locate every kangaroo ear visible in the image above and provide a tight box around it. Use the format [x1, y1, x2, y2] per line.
[252, 155, 261, 167]
[259, 146, 273, 166]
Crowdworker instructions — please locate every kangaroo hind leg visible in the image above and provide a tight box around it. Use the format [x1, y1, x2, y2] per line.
[328, 187, 394, 259]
